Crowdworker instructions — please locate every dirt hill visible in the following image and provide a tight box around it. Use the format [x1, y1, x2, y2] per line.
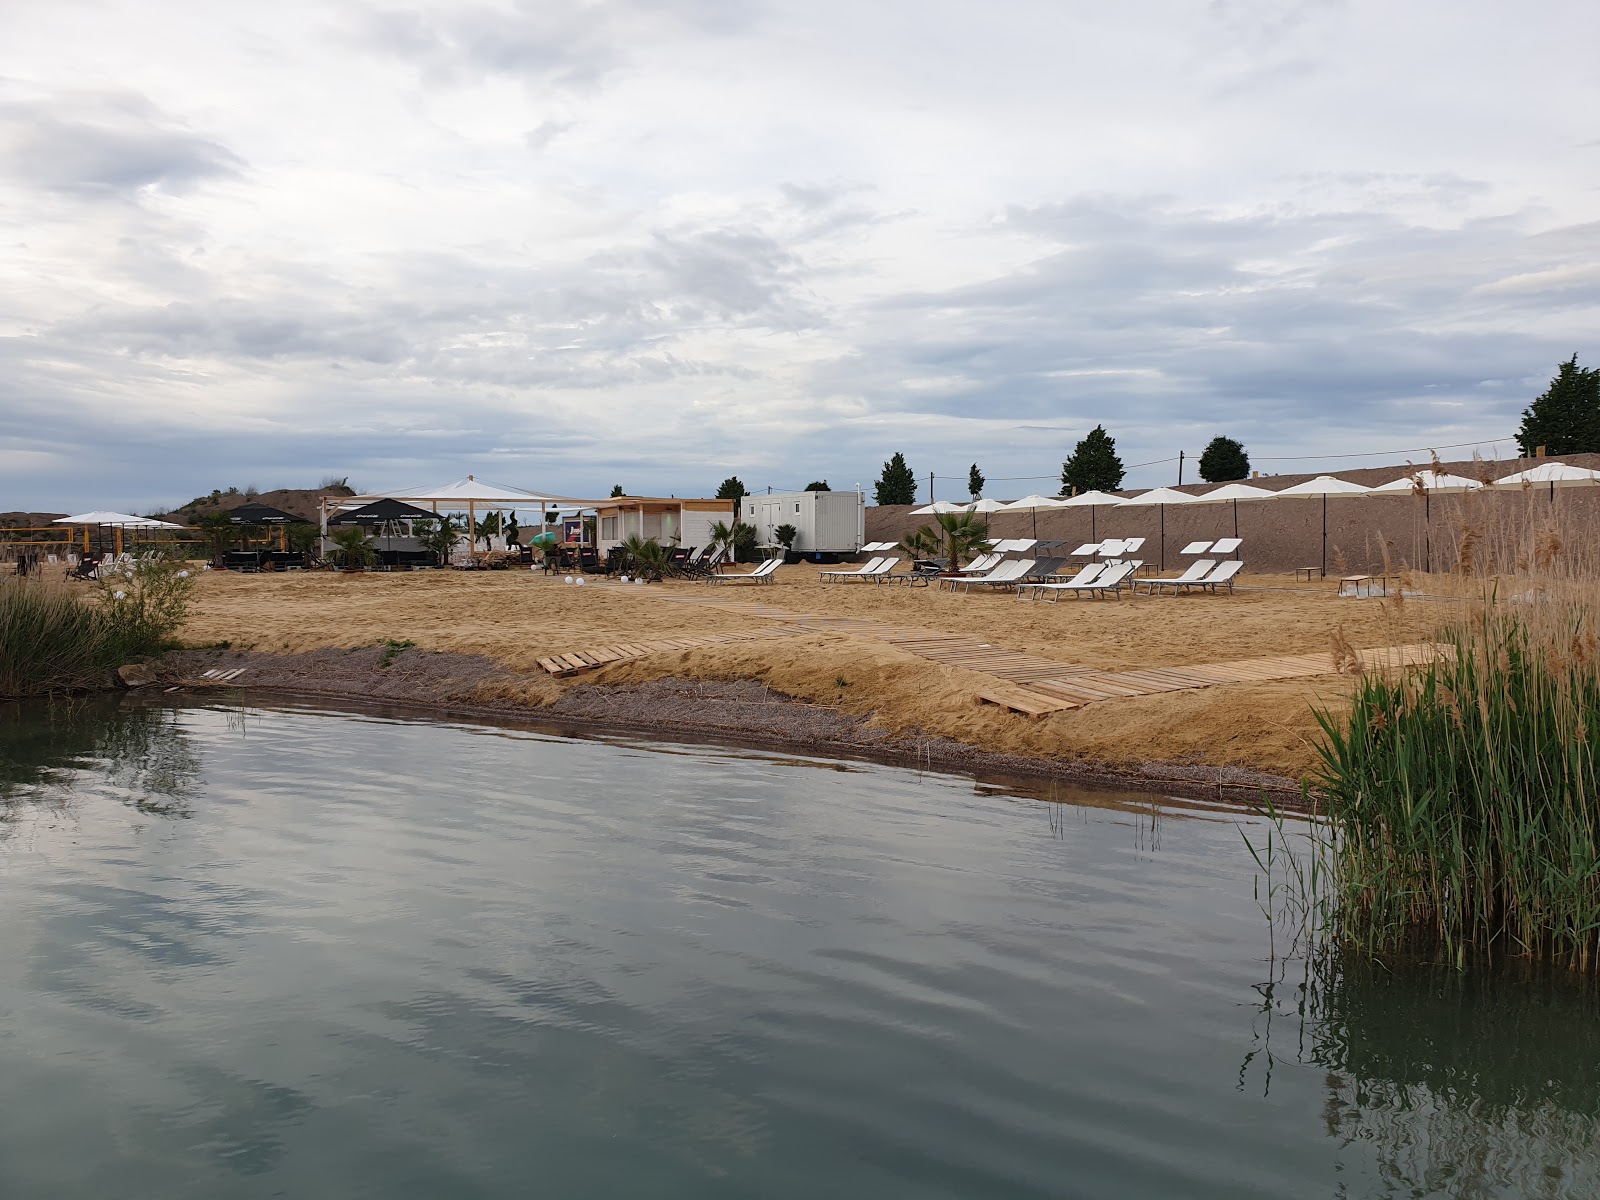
[164, 485, 356, 525]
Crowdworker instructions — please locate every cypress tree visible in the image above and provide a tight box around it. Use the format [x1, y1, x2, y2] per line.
[1518, 355, 1600, 455]
[1060, 426, 1125, 495]
[967, 463, 985, 499]
[874, 453, 917, 506]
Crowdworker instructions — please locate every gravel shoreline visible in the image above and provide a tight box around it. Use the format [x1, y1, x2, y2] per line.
[149, 647, 1308, 807]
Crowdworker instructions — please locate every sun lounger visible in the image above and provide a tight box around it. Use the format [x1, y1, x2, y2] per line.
[1026, 560, 1137, 601]
[820, 555, 883, 581]
[1133, 559, 1216, 595]
[1211, 537, 1242, 555]
[1097, 538, 1126, 557]
[1070, 542, 1101, 557]
[820, 556, 900, 583]
[1180, 540, 1213, 555]
[1018, 561, 1102, 599]
[1118, 537, 1145, 553]
[949, 552, 1003, 575]
[1190, 559, 1244, 594]
[953, 558, 1034, 593]
[704, 556, 783, 584]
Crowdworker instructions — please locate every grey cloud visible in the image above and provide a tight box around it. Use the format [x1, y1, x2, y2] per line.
[0, 92, 242, 197]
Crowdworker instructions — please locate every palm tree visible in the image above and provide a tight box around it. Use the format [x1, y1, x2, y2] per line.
[932, 510, 992, 573]
[414, 515, 464, 567]
[329, 526, 377, 569]
[897, 525, 941, 563]
[621, 534, 667, 580]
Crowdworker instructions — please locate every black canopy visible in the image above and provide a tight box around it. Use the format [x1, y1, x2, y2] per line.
[329, 498, 440, 526]
[227, 503, 308, 525]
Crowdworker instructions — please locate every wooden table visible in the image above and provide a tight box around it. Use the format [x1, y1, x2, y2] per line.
[1295, 566, 1320, 582]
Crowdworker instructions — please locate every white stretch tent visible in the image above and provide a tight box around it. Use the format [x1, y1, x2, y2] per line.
[1116, 488, 1199, 571]
[1272, 476, 1372, 578]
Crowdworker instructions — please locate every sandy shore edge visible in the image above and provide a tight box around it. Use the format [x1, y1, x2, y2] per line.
[145, 646, 1308, 807]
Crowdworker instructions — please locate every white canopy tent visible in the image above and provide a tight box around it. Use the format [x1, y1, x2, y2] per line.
[53, 511, 183, 557]
[1271, 476, 1372, 578]
[324, 475, 606, 553]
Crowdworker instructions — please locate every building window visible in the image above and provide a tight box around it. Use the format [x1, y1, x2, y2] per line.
[600, 516, 617, 540]
[795, 503, 801, 513]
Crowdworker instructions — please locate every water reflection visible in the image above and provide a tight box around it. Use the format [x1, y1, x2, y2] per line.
[0, 697, 202, 817]
[1249, 949, 1600, 1197]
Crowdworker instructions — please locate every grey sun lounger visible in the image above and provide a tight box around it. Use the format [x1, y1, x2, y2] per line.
[703, 556, 783, 584]
[1133, 558, 1216, 595]
[1187, 559, 1244, 594]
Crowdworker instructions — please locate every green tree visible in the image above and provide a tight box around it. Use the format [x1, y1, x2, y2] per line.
[967, 462, 985, 499]
[1060, 425, 1124, 495]
[931, 510, 993, 574]
[610, 484, 625, 497]
[874, 452, 917, 506]
[715, 476, 747, 501]
[414, 515, 464, 567]
[1198, 436, 1250, 483]
[329, 526, 377, 569]
[192, 508, 237, 567]
[1518, 354, 1600, 455]
[804, 480, 831, 491]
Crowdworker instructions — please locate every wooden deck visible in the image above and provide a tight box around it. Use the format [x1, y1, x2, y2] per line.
[538, 588, 1443, 714]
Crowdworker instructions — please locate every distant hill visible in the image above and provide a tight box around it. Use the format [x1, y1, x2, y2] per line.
[0, 511, 68, 529]
[164, 484, 357, 525]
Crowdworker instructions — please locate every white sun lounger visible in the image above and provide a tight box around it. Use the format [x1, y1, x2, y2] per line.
[1211, 537, 1243, 555]
[704, 556, 783, 584]
[1118, 537, 1145, 553]
[1018, 561, 1103, 599]
[1189, 559, 1244, 594]
[1028, 560, 1137, 601]
[820, 556, 900, 583]
[1180, 540, 1213, 555]
[953, 558, 1034, 593]
[951, 552, 1003, 574]
[1070, 542, 1101, 557]
[1133, 558, 1215, 595]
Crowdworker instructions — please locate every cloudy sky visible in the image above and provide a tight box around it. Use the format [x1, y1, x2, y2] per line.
[3, 0, 1597, 511]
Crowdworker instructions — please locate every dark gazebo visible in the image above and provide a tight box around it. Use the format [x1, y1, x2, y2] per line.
[328, 498, 440, 526]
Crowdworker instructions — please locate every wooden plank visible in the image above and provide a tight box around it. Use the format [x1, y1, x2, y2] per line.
[974, 687, 1078, 716]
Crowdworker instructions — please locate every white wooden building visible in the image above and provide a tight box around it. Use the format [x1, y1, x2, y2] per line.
[592, 497, 733, 556]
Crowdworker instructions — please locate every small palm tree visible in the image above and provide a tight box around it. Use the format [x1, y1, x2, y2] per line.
[330, 526, 377, 569]
[898, 525, 941, 562]
[622, 534, 667, 579]
[414, 515, 463, 566]
[932, 511, 992, 573]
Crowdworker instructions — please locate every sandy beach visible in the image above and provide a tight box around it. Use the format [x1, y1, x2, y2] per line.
[164, 564, 1431, 788]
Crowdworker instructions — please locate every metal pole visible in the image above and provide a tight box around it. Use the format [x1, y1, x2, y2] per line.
[1322, 492, 1327, 579]
[1177, 451, 1184, 486]
[928, 472, 934, 503]
[1160, 504, 1165, 572]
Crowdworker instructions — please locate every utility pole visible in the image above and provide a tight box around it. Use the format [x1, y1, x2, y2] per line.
[928, 472, 935, 502]
[1177, 450, 1184, 486]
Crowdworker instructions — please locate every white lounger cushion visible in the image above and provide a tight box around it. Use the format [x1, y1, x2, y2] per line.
[1180, 540, 1213, 554]
[1211, 537, 1242, 554]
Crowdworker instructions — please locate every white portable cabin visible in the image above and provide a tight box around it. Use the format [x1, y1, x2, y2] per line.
[742, 490, 865, 554]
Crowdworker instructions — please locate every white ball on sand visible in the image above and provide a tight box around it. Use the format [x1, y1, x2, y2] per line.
[564, 575, 575, 584]
[620, 574, 630, 582]
[113, 591, 126, 599]
[177, 570, 189, 578]
[575, 577, 585, 587]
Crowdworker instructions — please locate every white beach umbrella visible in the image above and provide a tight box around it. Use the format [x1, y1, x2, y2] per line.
[1054, 488, 1130, 542]
[1368, 469, 1484, 494]
[1491, 461, 1600, 500]
[53, 510, 181, 527]
[1192, 482, 1275, 539]
[1370, 470, 1483, 572]
[998, 493, 1066, 537]
[909, 500, 969, 515]
[966, 497, 1009, 513]
[1115, 488, 1200, 572]
[1272, 476, 1371, 577]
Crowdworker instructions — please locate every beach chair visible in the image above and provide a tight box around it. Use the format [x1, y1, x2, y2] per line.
[888, 560, 944, 586]
[704, 556, 783, 585]
[1133, 559, 1216, 595]
[1020, 557, 1066, 583]
[820, 555, 883, 582]
[953, 559, 1034, 593]
[821, 556, 900, 583]
[1055, 560, 1137, 600]
[1018, 561, 1102, 599]
[948, 551, 1003, 575]
[1211, 537, 1243, 556]
[1190, 560, 1244, 594]
[1180, 540, 1213, 555]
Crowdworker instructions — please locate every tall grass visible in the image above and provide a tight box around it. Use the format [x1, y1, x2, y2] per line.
[1314, 489, 1600, 969]
[0, 557, 195, 699]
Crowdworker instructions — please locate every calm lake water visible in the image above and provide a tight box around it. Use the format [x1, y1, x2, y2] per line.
[2, 697, 1598, 1198]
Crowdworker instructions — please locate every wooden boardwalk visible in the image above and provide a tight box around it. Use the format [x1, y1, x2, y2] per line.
[537, 589, 1443, 715]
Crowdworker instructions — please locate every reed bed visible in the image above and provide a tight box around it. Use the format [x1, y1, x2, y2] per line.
[1315, 488, 1600, 969]
[0, 559, 194, 699]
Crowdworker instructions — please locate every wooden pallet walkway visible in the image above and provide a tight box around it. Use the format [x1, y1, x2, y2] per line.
[537, 626, 809, 676]
[973, 642, 1444, 716]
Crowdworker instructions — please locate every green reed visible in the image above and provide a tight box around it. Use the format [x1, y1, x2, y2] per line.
[1315, 601, 1600, 970]
[0, 559, 195, 699]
